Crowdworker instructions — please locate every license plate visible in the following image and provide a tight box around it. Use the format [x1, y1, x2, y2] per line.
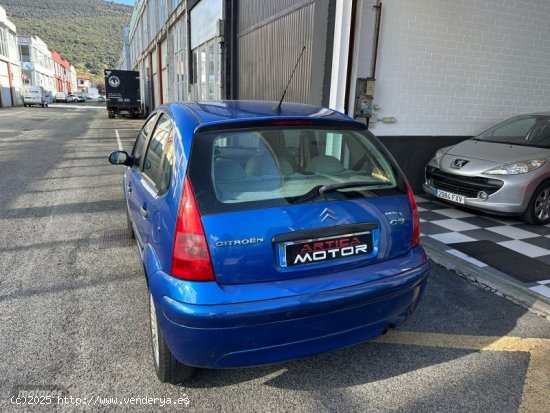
[436, 189, 465, 204]
[283, 232, 373, 267]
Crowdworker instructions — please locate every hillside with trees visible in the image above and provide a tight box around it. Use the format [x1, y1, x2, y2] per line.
[2, 0, 133, 79]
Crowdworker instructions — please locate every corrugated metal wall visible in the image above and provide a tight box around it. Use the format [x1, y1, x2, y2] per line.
[237, 0, 315, 104]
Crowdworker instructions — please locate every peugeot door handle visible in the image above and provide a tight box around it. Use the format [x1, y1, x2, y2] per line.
[127, 184, 132, 193]
[140, 206, 148, 218]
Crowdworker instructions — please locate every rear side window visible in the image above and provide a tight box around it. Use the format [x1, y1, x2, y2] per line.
[142, 114, 173, 193]
[132, 113, 158, 166]
[189, 126, 405, 214]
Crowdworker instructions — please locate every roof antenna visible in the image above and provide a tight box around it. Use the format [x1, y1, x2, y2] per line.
[273, 45, 307, 114]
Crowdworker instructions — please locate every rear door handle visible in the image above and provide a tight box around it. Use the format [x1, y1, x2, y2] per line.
[140, 206, 148, 218]
[127, 183, 132, 193]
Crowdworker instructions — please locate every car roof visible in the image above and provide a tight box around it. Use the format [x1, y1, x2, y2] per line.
[166, 100, 357, 127]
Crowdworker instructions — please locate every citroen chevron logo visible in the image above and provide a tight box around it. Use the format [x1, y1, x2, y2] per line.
[320, 208, 337, 222]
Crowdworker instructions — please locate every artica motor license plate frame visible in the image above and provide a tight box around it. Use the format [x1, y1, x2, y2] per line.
[279, 231, 374, 268]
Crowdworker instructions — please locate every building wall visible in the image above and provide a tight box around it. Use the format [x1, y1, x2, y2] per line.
[18, 36, 55, 101]
[118, 27, 131, 70]
[0, 5, 21, 107]
[69, 66, 77, 93]
[51, 50, 72, 94]
[189, 0, 223, 101]
[127, 0, 334, 113]
[346, 0, 550, 192]
[357, 0, 550, 137]
[129, 0, 187, 113]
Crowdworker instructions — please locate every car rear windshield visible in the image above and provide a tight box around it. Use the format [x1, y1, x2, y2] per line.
[475, 115, 550, 148]
[189, 126, 406, 215]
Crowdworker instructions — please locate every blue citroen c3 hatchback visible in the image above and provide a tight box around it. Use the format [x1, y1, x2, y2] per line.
[109, 101, 430, 383]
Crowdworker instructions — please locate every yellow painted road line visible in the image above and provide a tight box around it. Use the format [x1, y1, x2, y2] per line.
[374, 331, 550, 413]
[374, 331, 548, 352]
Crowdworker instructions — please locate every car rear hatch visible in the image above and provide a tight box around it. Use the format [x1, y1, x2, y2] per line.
[187, 122, 414, 285]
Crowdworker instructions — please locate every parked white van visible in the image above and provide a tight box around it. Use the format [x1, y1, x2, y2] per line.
[23, 86, 48, 108]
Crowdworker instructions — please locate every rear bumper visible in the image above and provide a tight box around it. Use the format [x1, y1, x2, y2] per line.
[150, 251, 430, 368]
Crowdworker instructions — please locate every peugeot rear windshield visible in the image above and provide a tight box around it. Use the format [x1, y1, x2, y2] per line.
[188, 126, 406, 215]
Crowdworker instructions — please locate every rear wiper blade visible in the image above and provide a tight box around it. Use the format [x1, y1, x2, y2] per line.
[290, 182, 377, 204]
[289, 184, 324, 204]
[319, 181, 378, 194]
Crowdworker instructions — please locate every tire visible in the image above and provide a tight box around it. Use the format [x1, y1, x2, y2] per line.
[23, 104, 27, 107]
[126, 207, 135, 240]
[149, 293, 196, 384]
[522, 181, 550, 225]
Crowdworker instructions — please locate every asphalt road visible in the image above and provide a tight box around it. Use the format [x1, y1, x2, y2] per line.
[0, 104, 549, 413]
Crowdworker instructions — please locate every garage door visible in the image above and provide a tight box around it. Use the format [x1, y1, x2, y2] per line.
[0, 61, 13, 108]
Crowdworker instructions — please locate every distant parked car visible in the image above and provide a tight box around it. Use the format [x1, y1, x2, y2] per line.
[55, 92, 68, 102]
[97, 95, 106, 103]
[424, 113, 550, 225]
[76, 95, 86, 102]
[108, 101, 430, 383]
[66, 94, 77, 103]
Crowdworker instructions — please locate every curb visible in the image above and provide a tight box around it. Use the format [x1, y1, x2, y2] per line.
[422, 239, 550, 322]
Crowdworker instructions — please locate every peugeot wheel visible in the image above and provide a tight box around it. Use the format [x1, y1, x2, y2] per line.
[149, 293, 195, 384]
[523, 182, 550, 225]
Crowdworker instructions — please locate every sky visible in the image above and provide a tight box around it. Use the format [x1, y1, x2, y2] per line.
[108, 0, 136, 6]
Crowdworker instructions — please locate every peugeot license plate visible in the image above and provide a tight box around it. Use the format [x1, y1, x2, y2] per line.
[436, 189, 465, 204]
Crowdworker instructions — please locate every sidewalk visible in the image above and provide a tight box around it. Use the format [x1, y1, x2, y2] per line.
[416, 195, 550, 319]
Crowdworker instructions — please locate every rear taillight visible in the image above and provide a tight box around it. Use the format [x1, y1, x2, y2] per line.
[171, 178, 215, 281]
[407, 184, 421, 248]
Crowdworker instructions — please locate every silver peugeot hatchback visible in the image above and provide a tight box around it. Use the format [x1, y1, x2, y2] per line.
[423, 113, 550, 225]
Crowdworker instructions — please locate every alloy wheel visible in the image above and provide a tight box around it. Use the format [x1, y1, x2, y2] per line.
[534, 188, 550, 221]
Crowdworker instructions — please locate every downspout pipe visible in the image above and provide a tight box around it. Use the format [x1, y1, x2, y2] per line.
[366, 0, 382, 129]
[344, 0, 359, 115]
[371, 0, 382, 80]
[328, 0, 353, 112]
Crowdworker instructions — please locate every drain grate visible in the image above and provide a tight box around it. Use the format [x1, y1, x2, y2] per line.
[99, 229, 135, 248]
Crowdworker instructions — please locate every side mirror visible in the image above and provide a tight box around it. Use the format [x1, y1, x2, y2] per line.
[109, 151, 132, 166]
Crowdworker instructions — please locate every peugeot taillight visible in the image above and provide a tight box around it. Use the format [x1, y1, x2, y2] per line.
[171, 178, 215, 281]
[407, 184, 420, 248]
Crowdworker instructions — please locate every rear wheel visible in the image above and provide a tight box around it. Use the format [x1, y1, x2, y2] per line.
[149, 293, 196, 384]
[522, 182, 550, 225]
